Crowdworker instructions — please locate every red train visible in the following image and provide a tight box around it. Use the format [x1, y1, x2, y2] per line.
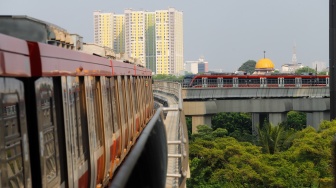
[0, 33, 154, 187]
[183, 74, 330, 88]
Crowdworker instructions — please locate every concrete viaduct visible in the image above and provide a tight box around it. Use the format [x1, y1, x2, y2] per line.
[181, 87, 330, 133]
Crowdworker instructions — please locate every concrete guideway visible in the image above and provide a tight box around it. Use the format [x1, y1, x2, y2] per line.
[154, 91, 190, 188]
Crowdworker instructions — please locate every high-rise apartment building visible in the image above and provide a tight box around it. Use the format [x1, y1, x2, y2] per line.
[113, 14, 125, 54]
[155, 8, 183, 75]
[93, 8, 183, 74]
[124, 9, 146, 66]
[93, 11, 114, 49]
[145, 12, 156, 74]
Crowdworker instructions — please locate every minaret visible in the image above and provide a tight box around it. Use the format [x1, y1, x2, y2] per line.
[292, 43, 297, 65]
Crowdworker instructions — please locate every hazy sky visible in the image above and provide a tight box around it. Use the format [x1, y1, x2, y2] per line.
[1, 0, 328, 72]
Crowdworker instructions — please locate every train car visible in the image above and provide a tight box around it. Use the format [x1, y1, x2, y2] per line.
[183, 74, 329, 88]
[0, 32, 154, 188]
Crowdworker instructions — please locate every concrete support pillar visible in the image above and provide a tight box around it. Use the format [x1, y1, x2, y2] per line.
[269, 113, 287, 126]
[251, 113, 260, 136]
[306, 112, 329, 130]
[192, 115, 212, 134]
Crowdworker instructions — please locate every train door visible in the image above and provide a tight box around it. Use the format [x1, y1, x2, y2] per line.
[202, 77, 207, 88]
[61, 76, 90, 188]
[137, 77, 145, 128]
[129, 76, 137, 142]
[99, 76, 114, 185]
[148, 77, 154, 117]
[278, 77, 284, 87]
[233, 77, 238, 88]
[84, 76, 105, 187]
[326, 77, 330, 87]
[123, 76, 132, 151]
[295, 77, 302, 87]
[131, 76, 140, 138]
[116, 76, 127, 160]
[217, 77, 223, 87]
[0, 78, 31, 188]
[110, 77, 121, 173]
[140, 77, 146, 126]
[135, 77, 144, 129]
[144, 77, 150, 121]
[260, 77, 267, 88]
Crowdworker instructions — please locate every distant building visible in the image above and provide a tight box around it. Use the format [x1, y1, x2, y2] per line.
[281, 44, 304, 73]
[184, 56, 209, 74]
[113, 14, 125, 54]
[253, 58, 275, 75]
[281, 63, 304, 73]
[93, 8, 183, 74]
[93, 11, 114, 49]
[312, 61, 326, 72]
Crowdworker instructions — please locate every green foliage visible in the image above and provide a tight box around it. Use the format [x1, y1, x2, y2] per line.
[257, 123, 295, 154]
[238, 60, 256, 74]
[295, 66, 316, 75]
[282, 111, 306, 130]
[186, 116, 192, 139]
[152, 74, 184, 82]
[187, 120, 336, 187]
[212, 112, 254, 142]
[318, 71, 328, 75]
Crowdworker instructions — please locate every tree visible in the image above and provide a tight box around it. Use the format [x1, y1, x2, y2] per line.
[238, 60, 256, 74]
[187, 120, 336, 187]
[282, 111, 306, 130]
[211, 112, 253, 142]
[152, 74, 184, 82]
[318, 71, 328, 75]
[257, 123, 294, 154]
[295, 66, 316, 75]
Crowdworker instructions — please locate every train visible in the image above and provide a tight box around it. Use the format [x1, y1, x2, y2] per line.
[0, 32, 154, 188]
[183, 74, 330, 88]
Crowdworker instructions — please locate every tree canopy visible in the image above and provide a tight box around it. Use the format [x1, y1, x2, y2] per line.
[152, 74, 184, 82]
[295, 66, 316, 75]
[238, 60, 256, 74]
[187, 121, 336, 187]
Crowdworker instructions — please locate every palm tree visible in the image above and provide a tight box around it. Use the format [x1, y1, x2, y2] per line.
[257, 123, 294, 154]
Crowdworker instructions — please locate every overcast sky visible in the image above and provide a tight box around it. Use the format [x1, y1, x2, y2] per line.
[0, 0, 328, 72]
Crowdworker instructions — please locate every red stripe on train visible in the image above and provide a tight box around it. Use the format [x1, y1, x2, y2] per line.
[78, 170, 89, 188]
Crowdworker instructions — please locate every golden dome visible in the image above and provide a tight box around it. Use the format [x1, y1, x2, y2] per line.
[255, 58, 274, 69]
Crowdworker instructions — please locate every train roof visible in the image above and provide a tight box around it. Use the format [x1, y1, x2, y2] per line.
[0, 34, 152, 77]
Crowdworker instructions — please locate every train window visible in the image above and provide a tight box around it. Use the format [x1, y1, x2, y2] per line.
[223, 79, 233, 86]
[284, 79, 295, 85]
[1, 93, 25, 188]
[35, 77, 59, 186]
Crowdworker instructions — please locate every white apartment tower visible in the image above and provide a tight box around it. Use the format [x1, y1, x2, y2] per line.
[93, 11, 114, 49]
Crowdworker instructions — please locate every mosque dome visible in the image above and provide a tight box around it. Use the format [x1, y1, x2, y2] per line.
[255, 58, 274, 69]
